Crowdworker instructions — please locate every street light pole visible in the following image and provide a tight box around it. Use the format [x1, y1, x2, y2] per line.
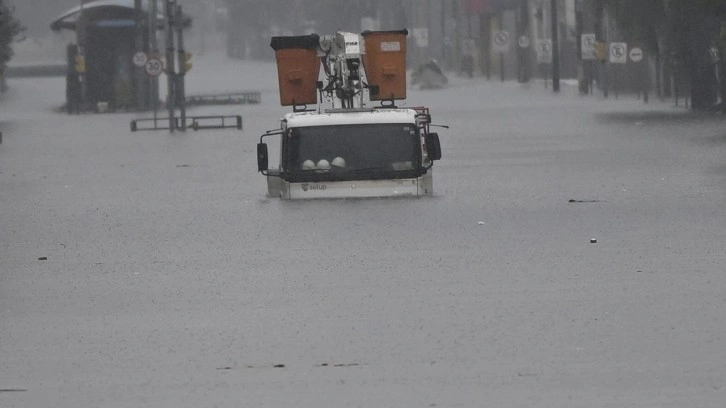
[551, 0, 560, 92]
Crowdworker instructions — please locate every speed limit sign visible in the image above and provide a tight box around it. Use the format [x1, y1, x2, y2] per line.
[144, 58, 163, 76]
[133, 51, 148, 68]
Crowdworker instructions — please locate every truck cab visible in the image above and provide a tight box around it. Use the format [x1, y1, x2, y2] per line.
[258, 30, 442, 199]
[258, 108, 441, 199]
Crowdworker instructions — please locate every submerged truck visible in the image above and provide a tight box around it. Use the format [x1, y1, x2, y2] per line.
[257, 30, 443, 199]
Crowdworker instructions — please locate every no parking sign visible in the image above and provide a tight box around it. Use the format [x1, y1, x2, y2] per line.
[493, 31, 510, 53]
[609, 43, 628, 64]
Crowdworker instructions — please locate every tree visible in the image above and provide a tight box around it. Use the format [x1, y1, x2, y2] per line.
[606, 0, 725, 109]
[0, 1, 24, 72]
[606, 0, 669, 98]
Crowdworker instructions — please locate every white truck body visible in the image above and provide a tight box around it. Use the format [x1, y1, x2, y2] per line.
[262, 108, 436, 200]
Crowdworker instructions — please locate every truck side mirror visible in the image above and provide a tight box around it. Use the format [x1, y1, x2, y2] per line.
[425, 132, 442, 161]
[257, 143, 269, 172]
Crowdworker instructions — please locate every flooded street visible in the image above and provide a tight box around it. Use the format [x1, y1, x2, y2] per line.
[2, 53, 726, 407]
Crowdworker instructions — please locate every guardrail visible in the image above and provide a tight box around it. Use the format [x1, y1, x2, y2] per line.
[6, 64, 67, 78]
[185, 91, 261, 106]
[130, 115, 243, 132]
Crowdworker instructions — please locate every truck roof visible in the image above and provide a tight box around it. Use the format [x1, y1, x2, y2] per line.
[283, 108, 418, 128]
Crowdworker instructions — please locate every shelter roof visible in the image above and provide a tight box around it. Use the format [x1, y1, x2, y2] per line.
[51, 0, 190, 31]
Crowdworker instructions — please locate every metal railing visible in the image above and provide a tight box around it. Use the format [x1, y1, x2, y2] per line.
[185, 92, 261, 106]
[130, 115, 243, 132]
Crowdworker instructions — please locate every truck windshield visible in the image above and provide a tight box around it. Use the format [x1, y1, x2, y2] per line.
[285, 123, 421, 181]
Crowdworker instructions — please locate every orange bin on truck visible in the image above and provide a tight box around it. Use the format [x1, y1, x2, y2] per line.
[270, 34, 321, 106]
[362, 29, 408, 101]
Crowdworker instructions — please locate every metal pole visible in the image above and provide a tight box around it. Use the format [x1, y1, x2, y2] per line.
[516, 1, 530, 83]
[164, 0, 175, 132]
[441, 0, 446, 68]
[535, 0, 544, 83]
[575, 0, 586, 94]
[484, 14, 491, 80]
[596, 2, 609, 98]
[498, 13, 504, 82]
[149, 0, 159, 123]
[79, 0, 87, 111]
[551, 0, 560, 92]
[134, 0, 145, 110]
[175, 4, 187, 131]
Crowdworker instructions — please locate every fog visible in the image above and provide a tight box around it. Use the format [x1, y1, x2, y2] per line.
[2, 1, 726, 407]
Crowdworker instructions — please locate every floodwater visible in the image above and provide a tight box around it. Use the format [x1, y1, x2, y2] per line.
[1, 51, 726, 407]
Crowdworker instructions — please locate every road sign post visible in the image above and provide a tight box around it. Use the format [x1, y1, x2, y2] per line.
[609, 42, 628, 99]
[164, 0, 176, 133]
[493, 30, 509, 82]
[134, 0, 145, 110]
[629, 46, 648, 102]
[149, 0, 160, 125]
[517, 35, 530, 84]
[174, 4, 188, 131]
[516, 0, 531, 84]
[537, 39, 553, 90]
[551, 0, 560, 93]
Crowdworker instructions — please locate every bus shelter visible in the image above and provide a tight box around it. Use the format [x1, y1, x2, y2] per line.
[51, 0, 189, 112]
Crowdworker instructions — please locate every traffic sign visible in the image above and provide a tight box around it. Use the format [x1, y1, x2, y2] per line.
[493, 30, 510, 53]
[182, 52, 193, 73]
[609, 42, 628, 64]
[709, 47, 720, 63]
[537, 39, 553, 64]
[581, 34, 596, 60]
[595, 42, 607, 61]
[133, 51, 148, 68]
[74, 55, 86, 73]
[629, 47, 644, 63]
[412, 28, 429, 47]
[145, 58, 164, 76]
[518, 35, 530, 49]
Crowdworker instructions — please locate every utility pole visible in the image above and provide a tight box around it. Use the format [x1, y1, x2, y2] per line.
[164, 0, 175, 132]
[551, 0, 560, 92]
